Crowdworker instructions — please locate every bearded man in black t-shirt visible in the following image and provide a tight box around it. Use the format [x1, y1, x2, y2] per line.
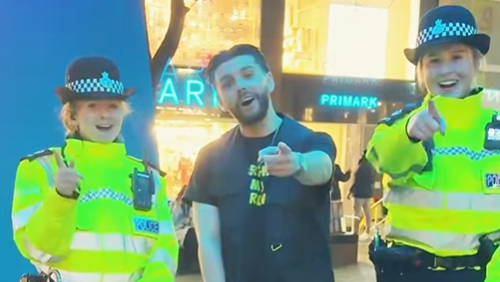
[183, 44, 337, 282]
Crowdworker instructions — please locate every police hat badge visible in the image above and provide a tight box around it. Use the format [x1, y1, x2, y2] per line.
[55, 56, 135, 104]
[404, 5, 490, 65]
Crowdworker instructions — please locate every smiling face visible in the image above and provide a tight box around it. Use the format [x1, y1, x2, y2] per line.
[73, 99, 126, 143]
[213, 55, 275, 126]
[419, 43, 479, 98]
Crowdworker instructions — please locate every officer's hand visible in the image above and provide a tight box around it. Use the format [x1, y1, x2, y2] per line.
[406, 99, 446, 140]
[54, 151, 82, 197]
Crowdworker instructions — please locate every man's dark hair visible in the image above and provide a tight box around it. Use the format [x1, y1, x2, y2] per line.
[204, 44, 270, 85]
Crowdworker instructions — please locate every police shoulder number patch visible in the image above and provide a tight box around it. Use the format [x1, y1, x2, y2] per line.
[379, 102, 421, 126]
[20, 149, 53, 162]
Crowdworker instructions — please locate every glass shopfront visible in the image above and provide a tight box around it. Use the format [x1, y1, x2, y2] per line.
[145, 0, 261, 67]
[145, 0, 262, 197]
[282, 0, 421, 80]
[155, 117, 235, 197]
[283, 73, 417, 198]
[154, 65, 236, 197]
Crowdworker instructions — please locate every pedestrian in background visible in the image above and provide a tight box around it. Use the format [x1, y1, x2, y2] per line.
[348, 151, 375, 240]
[331, 164, 351, 201]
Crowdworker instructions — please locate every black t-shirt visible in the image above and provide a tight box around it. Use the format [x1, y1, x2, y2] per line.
[239, 131, 275, 281]
[184, 119, 336, 282]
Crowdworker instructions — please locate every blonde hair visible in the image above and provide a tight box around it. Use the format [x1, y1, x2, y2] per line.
[415, 46, 486, 95]
[60, 100, 131, 135]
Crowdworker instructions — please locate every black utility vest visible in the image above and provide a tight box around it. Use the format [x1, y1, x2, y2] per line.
[209, 117, 334, 282]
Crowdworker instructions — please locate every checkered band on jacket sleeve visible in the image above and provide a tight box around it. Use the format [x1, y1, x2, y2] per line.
[66, 78, 124, 94]
[416, 22, 476, 46]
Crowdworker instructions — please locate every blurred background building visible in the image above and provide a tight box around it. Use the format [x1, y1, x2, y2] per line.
[144, 0, 441, 199]
[144, 0, 500, 201]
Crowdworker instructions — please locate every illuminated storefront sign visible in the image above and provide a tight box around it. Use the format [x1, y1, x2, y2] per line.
[156, 66, 219, 108]
[319, 93, 378, 108]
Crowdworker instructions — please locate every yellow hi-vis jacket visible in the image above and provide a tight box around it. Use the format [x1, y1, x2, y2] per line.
[366, 90, 500, 261]
[11, 138, 179, 282]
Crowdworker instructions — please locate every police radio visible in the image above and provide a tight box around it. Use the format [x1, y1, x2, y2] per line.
[484, 114, 500, 150]
[130, 167, 155, 211]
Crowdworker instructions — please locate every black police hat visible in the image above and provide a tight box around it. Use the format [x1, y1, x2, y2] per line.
[55, 56, 135, 104]
[404, 5, 490, 65]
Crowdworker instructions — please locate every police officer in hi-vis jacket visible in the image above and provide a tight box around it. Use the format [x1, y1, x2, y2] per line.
[12, 57, 179, 282]
[366, 5, 500, 282]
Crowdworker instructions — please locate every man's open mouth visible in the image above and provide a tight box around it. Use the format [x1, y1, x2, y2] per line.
[241, 96, 255, 107]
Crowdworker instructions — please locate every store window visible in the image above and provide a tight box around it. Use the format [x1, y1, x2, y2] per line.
[326, 5, 388, 79]
[283, 0, 420, 80]
[300, 122, 347, 171]
[155, 118, 236, 197]
[144, 0, 261, 67]
[283, 0, 329, 74]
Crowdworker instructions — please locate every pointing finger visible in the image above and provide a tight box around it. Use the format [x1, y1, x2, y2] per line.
[257, 146, 279, 163]
[427, 99, 441, 122]
[423, 118, 440, 133]
[438, 116, 447, 135]
[53, 151, 65, 168]
[277, 142, 292, 155]
[427, 99, 446, 135]
[73, 172, 84, 180]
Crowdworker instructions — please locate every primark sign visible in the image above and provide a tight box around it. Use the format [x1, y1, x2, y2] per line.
[319, 93, 378, 109]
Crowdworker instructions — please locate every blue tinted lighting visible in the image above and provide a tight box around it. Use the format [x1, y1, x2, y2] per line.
[157, 74, 219, 107]
[319, 94, 378, 108]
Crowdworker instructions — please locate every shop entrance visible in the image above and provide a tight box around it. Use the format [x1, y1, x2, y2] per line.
[155, 116, 235, 197]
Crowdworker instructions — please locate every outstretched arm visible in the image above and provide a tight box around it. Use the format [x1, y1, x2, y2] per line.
[335, 165, 351, 182]
[366, 106, 429, 185]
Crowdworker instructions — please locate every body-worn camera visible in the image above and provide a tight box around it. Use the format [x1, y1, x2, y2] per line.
[130, 168, 155, 211]
[484, 114, 500, 150]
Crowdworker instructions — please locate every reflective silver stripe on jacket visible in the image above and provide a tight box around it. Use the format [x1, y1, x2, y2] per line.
[385, 224, 500, 251]
[21, 227, 177, 264]
[23, 238, 63, 263]
[149, 248, 177, 275]
[37, 157, 54, 187]
[12, 200, 175, 263]
[35, 264, 143, 282]
[12, 202, 41, 230]
[384, 186, 500, 211]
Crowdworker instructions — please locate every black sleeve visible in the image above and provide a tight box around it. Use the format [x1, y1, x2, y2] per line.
[335, 165, 351, 182]
[183, 144, 217, 206]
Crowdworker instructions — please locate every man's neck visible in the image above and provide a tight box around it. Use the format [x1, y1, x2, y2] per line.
[239, 112, 282, 138]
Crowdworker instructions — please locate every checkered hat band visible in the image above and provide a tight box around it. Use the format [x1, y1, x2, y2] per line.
[417, 22, 476, 46]
[66, 78, 124, 94]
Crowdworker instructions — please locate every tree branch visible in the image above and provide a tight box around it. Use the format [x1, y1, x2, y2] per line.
[149, 0, 193, 89]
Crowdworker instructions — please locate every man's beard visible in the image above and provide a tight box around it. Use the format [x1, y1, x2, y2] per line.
[229, 93, 269, 126]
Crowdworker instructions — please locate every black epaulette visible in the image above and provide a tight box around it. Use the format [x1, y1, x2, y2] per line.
[145, 160, 167, 177]
[127, 156, 167, 177]
[20, 149, 53, 162]
[378, 101, 422, 126]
